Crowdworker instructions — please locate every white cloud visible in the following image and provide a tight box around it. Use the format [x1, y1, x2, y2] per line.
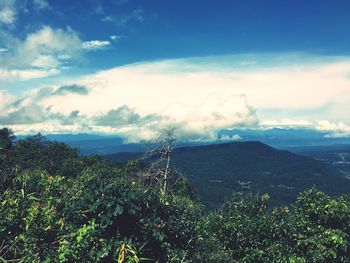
[0, 68, 60, 80]
[0, 26, 112, 81]
[3, 54, 350, 141]
[17, 26, 82, 67]
[261, 119, 350, 138]
[31, 54, 60, 68]
[0, 90, 12, 113]
[316, 120, 350, 138]
[0, 6, 15, 25]
[261, 119, 313, 128]
[76, 55, 350, 115]
[13, 54, 343, 140]
[0, 26, 81, 81]
[161, 94, 258, 140]
[5, 123, 85, 135]
[110, 35, 121, 41]
[82, 40, 111, 51]
[0, 1, 116, 82]
[33, 0, 50, 10]
[316, 120, 350, 131]
[0, 85, 89, 129]
[0, 0, 16, 25]
[0, 82, 258, 142]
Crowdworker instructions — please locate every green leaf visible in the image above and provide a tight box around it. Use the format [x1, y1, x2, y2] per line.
[113, 205, 124, 216]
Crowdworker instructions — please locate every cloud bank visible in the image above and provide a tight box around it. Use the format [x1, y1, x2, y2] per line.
[0, 84, 258, 142]
[2, 54, 350, 141]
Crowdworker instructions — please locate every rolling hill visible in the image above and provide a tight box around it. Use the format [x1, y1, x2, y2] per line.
[105, 141, 350, 207]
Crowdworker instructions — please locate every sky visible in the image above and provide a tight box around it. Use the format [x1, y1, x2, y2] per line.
[1, 0, 350, 142]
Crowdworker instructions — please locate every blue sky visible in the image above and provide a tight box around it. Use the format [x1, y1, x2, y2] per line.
[1, 0, 350, 141]
[5, 0, 350, 68]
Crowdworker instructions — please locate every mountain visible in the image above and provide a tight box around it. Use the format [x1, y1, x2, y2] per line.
[16, 134, 142, 155]
[16, 133, 218, 155]
[106, 141, 350, 208]
[17, 129, 350, 155]
[219, 128, 350, 148]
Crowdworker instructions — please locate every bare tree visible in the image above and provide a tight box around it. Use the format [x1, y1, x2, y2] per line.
[140, 128, 177, 197]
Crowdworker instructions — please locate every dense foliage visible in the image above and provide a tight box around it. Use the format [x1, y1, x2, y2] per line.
[1, 128, 350, 262]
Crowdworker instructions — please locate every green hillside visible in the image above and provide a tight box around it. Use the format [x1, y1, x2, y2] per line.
[107, 141, 350, 207]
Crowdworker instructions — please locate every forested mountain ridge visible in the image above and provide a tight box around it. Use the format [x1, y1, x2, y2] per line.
[2, 128, 350, 262]
[106, 141, 350, 207]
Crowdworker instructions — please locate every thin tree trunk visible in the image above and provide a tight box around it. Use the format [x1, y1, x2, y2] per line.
[163, 152, 171, 195]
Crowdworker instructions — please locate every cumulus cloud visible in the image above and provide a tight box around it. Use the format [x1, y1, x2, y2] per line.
[0, 26, 81, 81]
[0, 81, 259, 142]
[88, 94, 258, 141]
[161, 94, 258, 140]
[0, 89, 77, 126]
[16, 26, 82, 68]
[31, 55, 60, 69]
[0, 104, 54, 124]
[0, 93, 258, 142]
[0, 25, 113, 81]
[0, 84, 90, 131]
[0, 1, 115, 80]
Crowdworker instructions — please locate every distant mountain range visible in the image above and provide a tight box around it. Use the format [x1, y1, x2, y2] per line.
[219, 128, 350, 148]
[16, 128, 350, 155]
[105, 141, 350, 208]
